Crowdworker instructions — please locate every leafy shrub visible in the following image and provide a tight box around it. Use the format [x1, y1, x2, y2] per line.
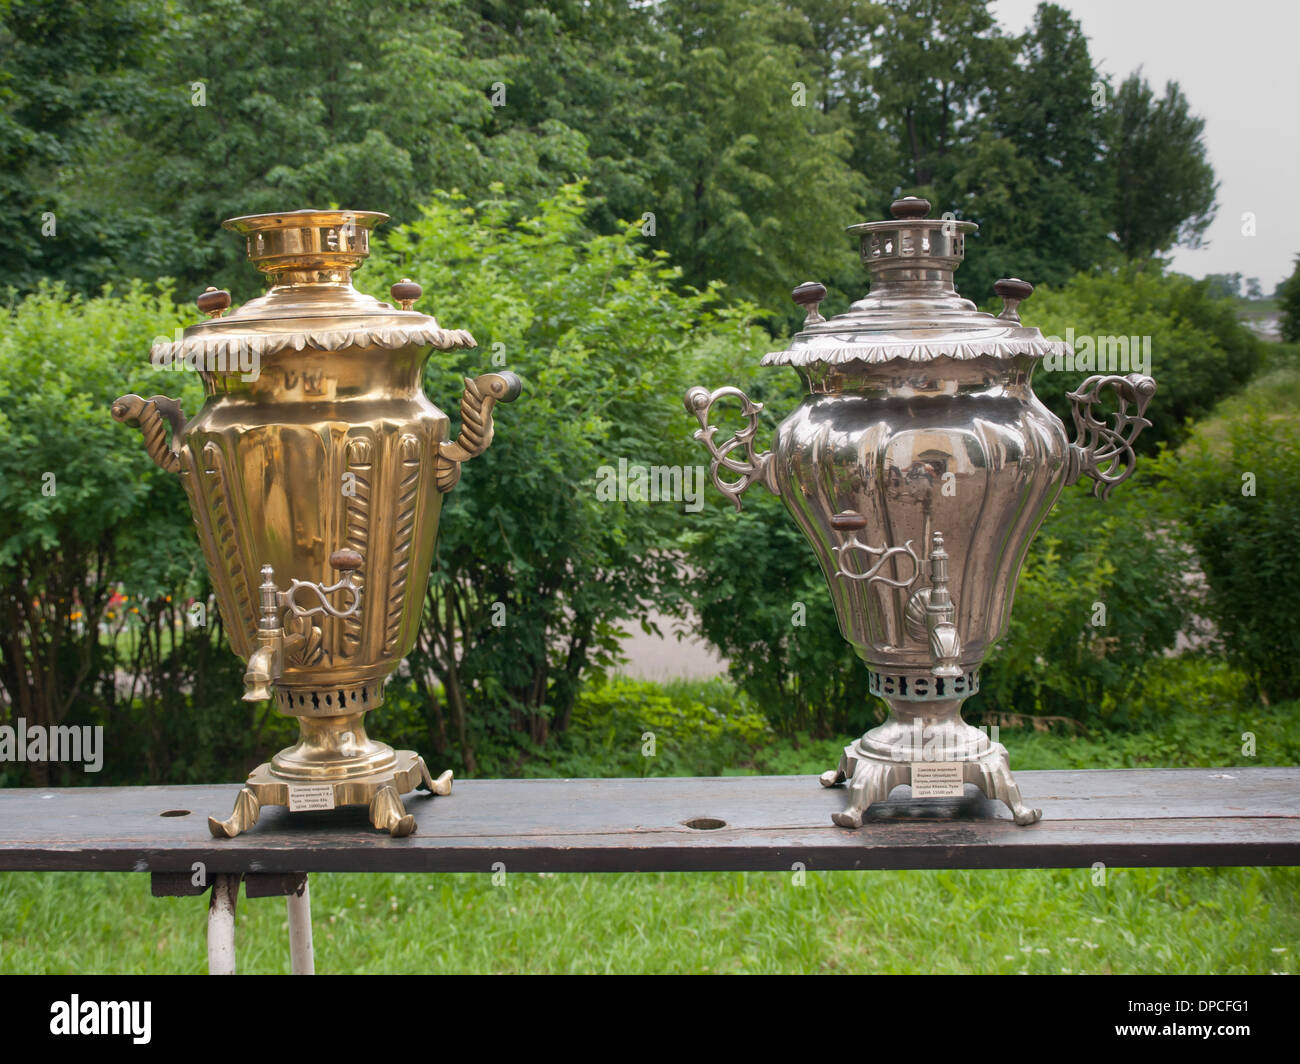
[0, 282, 233, 784]
[362, 184, 771, 772]
[971, 476, 1196, 730]
[1154, 403, 1300, 702]
[415, 675, 773, 779]
[1023, 264, 1265, 452]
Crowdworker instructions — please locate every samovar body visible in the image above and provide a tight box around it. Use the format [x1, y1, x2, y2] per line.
[113, 210, 520, 837]
[687, 197, 1155, 826]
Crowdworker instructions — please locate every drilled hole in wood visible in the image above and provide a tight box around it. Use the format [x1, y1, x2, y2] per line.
[159, 809, 191, 818]
[683, 817, 726, 830]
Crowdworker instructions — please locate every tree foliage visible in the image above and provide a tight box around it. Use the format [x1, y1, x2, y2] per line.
[363, 183, 770, 770]
[2, 0, 1222, 315]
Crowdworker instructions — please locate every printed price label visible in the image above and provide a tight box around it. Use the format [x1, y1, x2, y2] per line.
[910, 762, 965, 798]
[288, 784, 336, 812]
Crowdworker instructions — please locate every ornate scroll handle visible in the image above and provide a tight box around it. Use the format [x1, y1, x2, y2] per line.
[1065, 373, 1157, 499]
[683, 385, 779, 511]
[284, 549, 363, 621]
[110, 393, 187, 474]
[435, 371, 523, 493]
[828, 511, 922, 587]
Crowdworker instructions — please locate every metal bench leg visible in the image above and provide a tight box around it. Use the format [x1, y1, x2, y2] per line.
[286, 874, 315, 975]
[207, 874, 240, 975]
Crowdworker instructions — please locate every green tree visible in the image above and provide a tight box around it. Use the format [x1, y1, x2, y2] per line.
[636, 0, 867, 312]
[1204, 273, 1244, 300]
[1157, 406, 1300, 703]
[978, 3, 1114, 293]
[0, 0, 169, 292]
[0, 282, 200, 783]
[1278, 255, 1300, 342]
[1026, 264, 1265, 453]
[95, 0, 573, 299]
[1109, 72, 1218, 260]
[363, 183, 769, 771]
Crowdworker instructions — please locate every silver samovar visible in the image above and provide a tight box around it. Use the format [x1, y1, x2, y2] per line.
[686, 197, 1155, 827]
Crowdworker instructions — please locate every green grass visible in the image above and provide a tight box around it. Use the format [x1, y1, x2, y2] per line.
[1, 865, 1294, 974]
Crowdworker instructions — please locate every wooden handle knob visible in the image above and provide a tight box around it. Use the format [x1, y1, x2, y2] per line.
[792, 281, 827, 307]
[830, 511, 868, 531]
[890, 197, 931, 220]
[197, 287, 231, 318]
[329, 549, 363, 572]
[390, 278, 422, 310]
[994, 278, 1034, 302]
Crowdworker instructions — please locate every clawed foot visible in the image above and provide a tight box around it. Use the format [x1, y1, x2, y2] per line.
[369, 785, 417, 837]
[1012, 804, 1042, 826]
[416, 758, 454, 796]
[208, 787, 261, 839]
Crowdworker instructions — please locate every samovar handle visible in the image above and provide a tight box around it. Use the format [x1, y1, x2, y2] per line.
[683, 385, 780, 510]
[1064, 373, 1157, 499]
[993, 277, 1157, 500]
[110, 394, 188, 474]
[434, 371, 523, 492]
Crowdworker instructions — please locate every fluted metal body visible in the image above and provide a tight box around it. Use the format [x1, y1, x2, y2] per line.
[113, 209, 521, 837]
[686, 198, 1155, 827]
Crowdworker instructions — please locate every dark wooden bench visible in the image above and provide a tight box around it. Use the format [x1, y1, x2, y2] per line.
[3, 768, 1297, 972]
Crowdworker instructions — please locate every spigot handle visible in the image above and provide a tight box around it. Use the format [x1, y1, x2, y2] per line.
[831, 521, 921, 587]
[435, 371, 523, 492]
[110, 394, 188, 474]
[684, 385, 779, 511]
[283, 551, 364, 621]
[1065, 373, 1157, 499]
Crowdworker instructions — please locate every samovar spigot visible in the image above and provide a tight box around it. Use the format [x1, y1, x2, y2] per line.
[923, 532, 962, 679]
[242, 550, 364, 701]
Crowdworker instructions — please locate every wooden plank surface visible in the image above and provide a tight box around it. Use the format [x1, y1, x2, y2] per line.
[0, 768, 1296, 874]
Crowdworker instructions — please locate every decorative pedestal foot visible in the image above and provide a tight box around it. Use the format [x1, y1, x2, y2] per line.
[207, 749, 452, 839]
[822, 734, 1042, 828]
[416, 758, 454, 796]
[369, 785, 416, 837]
[208, 787, 262, 838]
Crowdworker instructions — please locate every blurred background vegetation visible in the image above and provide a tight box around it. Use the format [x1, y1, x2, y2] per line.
[1, 0, 1297, 790]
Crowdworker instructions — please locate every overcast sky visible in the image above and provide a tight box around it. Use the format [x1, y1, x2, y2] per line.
[991, 0, 1299, 291]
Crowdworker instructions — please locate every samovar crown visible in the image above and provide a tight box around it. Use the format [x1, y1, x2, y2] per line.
[221, 208, 389, 281]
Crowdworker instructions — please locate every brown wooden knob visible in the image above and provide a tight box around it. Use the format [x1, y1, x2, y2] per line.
[994, 278, 1034, 323]
[329, 549, 363, 572]
[197, 287, 231, 318]
[391, 278, 422, 310]
[830, 510, 868, 531]
[994, 278, 1034, 302]
[792, 281, 827, 308]
[793, 281, 827, 324]
[890, 197, 931, 220]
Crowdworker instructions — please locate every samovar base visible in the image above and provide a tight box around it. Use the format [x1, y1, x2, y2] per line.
[207, 750, 453, 839]
[819, 699, 1041, 828]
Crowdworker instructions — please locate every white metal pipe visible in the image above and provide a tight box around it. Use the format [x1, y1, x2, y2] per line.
[286, 875, 315, 975]
[207, 874, 239, 975]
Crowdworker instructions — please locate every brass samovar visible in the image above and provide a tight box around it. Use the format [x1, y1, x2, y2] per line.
[113, 209, 520, 837]
[686, 197, 1155, 827]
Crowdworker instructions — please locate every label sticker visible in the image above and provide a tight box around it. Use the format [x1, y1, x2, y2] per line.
[288, 784, 336, 812]
[910, 762, 965, 798]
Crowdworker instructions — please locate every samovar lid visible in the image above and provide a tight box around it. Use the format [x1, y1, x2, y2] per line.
[762, 197, 1070, 368]
[151, 209, 474, 365]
